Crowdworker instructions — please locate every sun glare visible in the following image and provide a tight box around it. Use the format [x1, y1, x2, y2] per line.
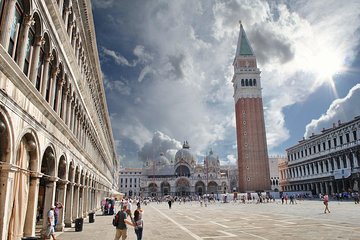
[309, 48, 345, 98]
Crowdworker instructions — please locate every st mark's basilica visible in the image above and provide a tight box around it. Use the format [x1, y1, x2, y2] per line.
[140, 142, 231, 197]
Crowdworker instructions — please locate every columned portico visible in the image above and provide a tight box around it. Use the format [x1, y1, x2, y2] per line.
[55, 181, 68, 231]
[64, 183, 74, 227]
[42, 177, 57, 230]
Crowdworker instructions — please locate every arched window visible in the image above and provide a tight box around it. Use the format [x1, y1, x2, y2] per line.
[249, 79, 253, 86]
[241, 79, 244, 86]
[8, 0, 24, 58]
[245, 79, 248, 86]
[253, 79, 256, 86]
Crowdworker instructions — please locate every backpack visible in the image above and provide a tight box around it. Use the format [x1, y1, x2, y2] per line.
[112, 211, 126, 228]
[112, 212, 119, 226]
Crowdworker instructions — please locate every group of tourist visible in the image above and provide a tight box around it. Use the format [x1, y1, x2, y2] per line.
[113, 199, 144, 240]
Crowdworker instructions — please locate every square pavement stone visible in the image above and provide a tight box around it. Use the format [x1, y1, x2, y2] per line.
[56, 200, 360, 240]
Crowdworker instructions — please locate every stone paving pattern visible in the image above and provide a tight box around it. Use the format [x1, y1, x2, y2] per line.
[56, 200, 360, 240]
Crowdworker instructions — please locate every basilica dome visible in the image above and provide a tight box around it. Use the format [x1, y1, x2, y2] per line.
[174, 141, 196, 167]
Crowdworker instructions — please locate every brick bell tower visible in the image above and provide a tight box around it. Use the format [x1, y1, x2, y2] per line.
[232, 22, 270, 192]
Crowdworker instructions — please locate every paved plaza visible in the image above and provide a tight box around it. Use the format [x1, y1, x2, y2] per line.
[56, 200, 360, 240]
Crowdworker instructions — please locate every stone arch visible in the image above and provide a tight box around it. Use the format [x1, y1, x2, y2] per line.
[57, 154, 67, 180]
[207, 181, 218, 194]
[0, 107, 14, 164]
[160, 181, 171, 196]
[175, 178, 190, 196]
[175, 165, 190, 177]
[148, 183, 158, 197]
[41, 145, 56, 176]
[195, 181, 205, 196]
[0, 108, 14, 236]
[43, 31, 51, 54]
[7, 129, 39, 239]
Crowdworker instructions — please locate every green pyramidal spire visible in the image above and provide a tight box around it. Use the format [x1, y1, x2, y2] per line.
[235, 21, 254, 56]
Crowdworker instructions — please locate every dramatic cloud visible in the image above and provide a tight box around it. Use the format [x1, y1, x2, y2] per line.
[305, 84, 360, 137]
[138, 131, 182, 163]
[93, 0, 360, 166]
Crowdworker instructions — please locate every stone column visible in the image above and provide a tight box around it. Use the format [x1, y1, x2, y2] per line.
[339, 156, 344, 169]
[55, 78, 65, 114]
[0, 0, 17, 49]
[345, 154, 351, 168]
[55, 181, 68, 231]
[16, 14, 35, 70]
[317, 162, 322, 174]
[325, 182, 329, 195]
[63, 7, 72, 27]
[78, 186, 84, 217]
[68, 21, 75, 39]
[49, 67, 60, 108]
[29, 35, 45, 85]
[64, 183, 74, 227]
[42, 177, 57, 230]
[352, 152, 359, 168]
[83, 186, 89, 217]
[58, 0, 64, 15]
[23, 173, 41, 237]
[40, 52, 52, 97]
[329, 182, 334, 195]
[72, 105, 78, 134]
[67, 96, 74, 127]
[320, 182, 324, 194]
[61, 87, 69, 121]
[315, 182, 319, 195]
[0, 163, 17, 240]
[327, 159, 332, 171]
[72, 184, 80, 220]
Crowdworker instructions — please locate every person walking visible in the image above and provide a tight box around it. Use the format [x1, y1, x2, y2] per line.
[323, 194, 330, 213]
[44, 205, 56, 240]
[54, 202, 63, 229]
[113, 205, 134, 240]
[134, 203, 144, 240]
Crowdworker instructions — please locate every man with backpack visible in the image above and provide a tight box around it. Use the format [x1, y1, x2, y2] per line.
[113, 205, 134, 240]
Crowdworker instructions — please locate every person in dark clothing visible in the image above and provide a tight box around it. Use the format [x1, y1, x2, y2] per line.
[168, 199, 172, 209]
[114, 206, 134, 240]
[133, 203, 144, 240]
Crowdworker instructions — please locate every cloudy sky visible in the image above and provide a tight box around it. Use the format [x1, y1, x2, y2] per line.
[91, 0, 360, 167]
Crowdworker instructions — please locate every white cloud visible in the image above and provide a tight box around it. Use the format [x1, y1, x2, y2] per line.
[305, 84, 360, 137]
[98, 1, 360, 164]
[102, 47, 134, 67]
[138, 131, 182, 162]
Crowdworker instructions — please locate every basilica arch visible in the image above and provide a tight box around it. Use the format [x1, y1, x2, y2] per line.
[195, 181, 205, 196]
[176, 178, 190, 196]
[208, 181, 218, 195]
[175, 165, 190, 177]
[148, 183, 158, 197]
[161, 181, 171, 196]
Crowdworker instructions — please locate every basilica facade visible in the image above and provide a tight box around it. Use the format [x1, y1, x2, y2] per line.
[0, 1, 118, 239]
[140, 142, 230, 197]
